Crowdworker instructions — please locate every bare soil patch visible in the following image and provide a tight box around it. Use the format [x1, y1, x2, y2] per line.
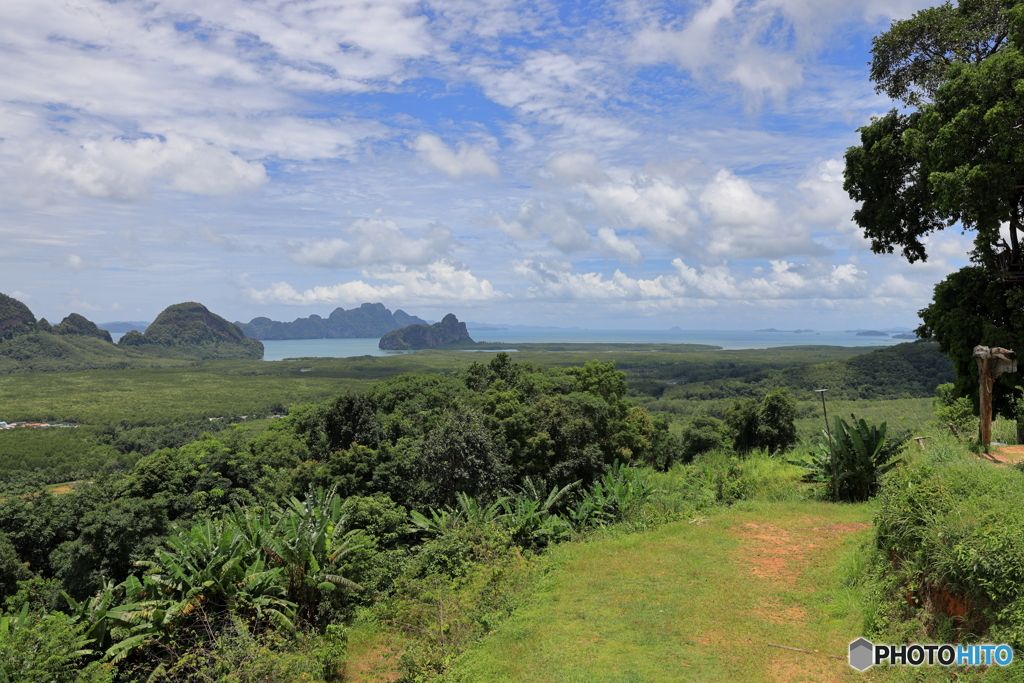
[732, 517, 871, 682]
[984, 445, 1024, 465]
[733, 521, 869, 586]
[341, 636, 401, 683]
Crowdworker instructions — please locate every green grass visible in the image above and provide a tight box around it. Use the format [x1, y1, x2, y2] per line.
[794, 397, 935, 442]
[443, 500, 874, 683]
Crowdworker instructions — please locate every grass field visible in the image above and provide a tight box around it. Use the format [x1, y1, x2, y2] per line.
[441, 500, 874, 683]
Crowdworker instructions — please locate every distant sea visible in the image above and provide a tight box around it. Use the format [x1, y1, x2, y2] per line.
[257, 329, 910, 361]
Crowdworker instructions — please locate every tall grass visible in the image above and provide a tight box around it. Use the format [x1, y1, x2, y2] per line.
[867, 436, 1024, 650]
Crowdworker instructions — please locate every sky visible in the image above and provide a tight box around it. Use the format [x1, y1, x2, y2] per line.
[0, 0, 973, 330]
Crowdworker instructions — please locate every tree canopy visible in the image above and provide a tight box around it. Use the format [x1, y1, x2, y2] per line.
[845, 0, 1023, 267]
[845, 0, 1024, 415]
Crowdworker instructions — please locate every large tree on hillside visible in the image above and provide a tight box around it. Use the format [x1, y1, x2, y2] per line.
[844, 0, 1024, 416]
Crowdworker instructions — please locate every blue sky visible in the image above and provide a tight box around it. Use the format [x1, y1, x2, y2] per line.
[0, 0, 971, 330]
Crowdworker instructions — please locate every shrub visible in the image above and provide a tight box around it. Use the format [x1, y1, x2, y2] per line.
[933, 382, 977, 438]
[679, 415, 729, 463]
[0, 609, 114, 683]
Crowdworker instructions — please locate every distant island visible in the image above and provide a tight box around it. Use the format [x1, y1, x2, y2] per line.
[892, 333, 917, 339]
[855, 330, 890, 337]
[669, 326, 682, 331]
[98, 321, 149, 333]
[755, 328, 815, 333]
[236, 303, 426, 340]
[379, 313, 473, 350]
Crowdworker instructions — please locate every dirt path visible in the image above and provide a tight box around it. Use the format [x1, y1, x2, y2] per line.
[732, 517, 870, 682]
[981, 445, 1024, 465]
[443, 501, 874, 682]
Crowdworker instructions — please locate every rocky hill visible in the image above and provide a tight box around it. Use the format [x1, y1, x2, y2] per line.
[379, 313, 473, 350]
[52, 313, 114, 343]
[0, 293, 38, 339]
[120, 302, 263, 360]
[236, 302, 427, 340]
[0, 294, 263, 371]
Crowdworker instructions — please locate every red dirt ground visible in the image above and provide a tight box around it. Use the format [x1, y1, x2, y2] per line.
[732, 518, 871, 683]
[980, 445, 1024, 465]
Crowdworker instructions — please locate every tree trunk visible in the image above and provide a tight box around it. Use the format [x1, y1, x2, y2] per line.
[978, 356, 993, 449]
[1012, 205, 1021, 266]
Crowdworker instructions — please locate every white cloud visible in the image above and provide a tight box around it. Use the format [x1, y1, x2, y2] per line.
[794, 158, 861, 239]
[287, 216, 452, 268]
[53, 253, 86, 272]
[244, 259, 505, 305]
[496, 199, 591, 252]
[467, 51, 635, 142]
[35, 133, 267, 201]
[541, 151, 701, 252]
[512, 257, 871, 305]
[411, 134, 500, 180]
[698, 169, 824, 258]
[597, 227, 643, 265]
[627, 0, 935, 102]
[537, 153, 828, 261]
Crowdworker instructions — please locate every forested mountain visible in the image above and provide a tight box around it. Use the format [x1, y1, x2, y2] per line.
[0, 292, 37, 339]
[119, 302, 263, 360]
[0, 295, 263, 371]
[236, 302, 426, 339]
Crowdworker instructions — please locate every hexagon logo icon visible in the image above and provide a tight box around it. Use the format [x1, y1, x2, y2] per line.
[849, 638, 874, 671]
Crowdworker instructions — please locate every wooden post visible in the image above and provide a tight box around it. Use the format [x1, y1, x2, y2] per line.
[978, 355, 993, 448]
[973, 346, 1018, 449]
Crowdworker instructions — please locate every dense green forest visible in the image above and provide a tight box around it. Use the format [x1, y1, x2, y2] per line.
[0, 342, 947, 490]
[628, 341, 952, 402]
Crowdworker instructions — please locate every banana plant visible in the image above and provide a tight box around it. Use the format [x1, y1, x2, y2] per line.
[498, 478, 576, 547]
[410, 491, 507, 535]
[793, 415, 906, 502]
[135, 515, 297, 636]
[0, 605, 98, 683]
[255, 488, 365, 626]
[570, 462, 651, 529]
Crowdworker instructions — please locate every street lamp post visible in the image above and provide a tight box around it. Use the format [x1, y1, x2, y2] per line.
[815, 389, 836, 501]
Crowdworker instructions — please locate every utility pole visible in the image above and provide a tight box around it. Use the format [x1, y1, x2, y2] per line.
[815, 389, 835, 501]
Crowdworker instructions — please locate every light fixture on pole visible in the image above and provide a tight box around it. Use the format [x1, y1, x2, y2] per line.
[815, 389, 831, 443]
[815, 388, 836, 501]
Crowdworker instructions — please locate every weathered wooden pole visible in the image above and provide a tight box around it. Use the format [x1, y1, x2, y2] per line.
[978, 354, 993, 448]
[973, 346, 1018, 449]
